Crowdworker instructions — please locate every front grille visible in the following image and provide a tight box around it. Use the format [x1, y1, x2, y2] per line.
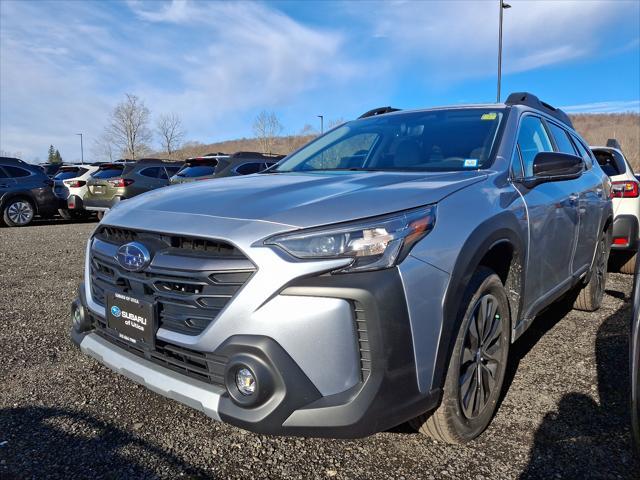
[90, 226, 255, 335]
[91, 314, 227, 386]
[353, 302, 371, 382]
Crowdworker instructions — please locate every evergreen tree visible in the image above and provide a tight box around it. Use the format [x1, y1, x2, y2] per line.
[47, 145, 55, 163]
[53, 149, 62, 163]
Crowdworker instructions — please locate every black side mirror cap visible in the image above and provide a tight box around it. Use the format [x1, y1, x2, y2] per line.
[518, 152, 584, 189]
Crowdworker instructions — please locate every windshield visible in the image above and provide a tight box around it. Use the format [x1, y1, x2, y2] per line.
[274, 108, 505, 173]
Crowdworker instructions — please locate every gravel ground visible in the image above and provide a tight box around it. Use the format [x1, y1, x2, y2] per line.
[0, 219, 637, 479]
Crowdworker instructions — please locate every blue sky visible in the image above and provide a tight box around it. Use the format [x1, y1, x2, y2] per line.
[1, 0, 638, 163]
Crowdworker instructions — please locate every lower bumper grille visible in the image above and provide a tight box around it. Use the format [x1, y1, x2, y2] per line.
[353, 302, 371, 382]
[91, 313, 227, 386]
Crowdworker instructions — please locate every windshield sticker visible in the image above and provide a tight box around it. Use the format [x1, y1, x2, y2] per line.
[464, 159, 479, 168]
[481, 112, 498, 120]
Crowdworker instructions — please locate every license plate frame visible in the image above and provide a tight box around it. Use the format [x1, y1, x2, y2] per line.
[106, 291, 156, 350]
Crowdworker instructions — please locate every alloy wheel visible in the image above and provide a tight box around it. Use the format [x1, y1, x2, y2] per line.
[7, 201, 34, 225]
[459, 294, 504, 419]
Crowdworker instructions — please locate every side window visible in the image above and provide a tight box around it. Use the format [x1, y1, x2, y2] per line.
[158, 168, 169, 180]
[571, 135, 593, 169]
[517, 116, 554, 177]
[236, 162, 263, 175]
[511, 146, 524, 178]
[165, 166, 180, 176]
[0, 167, 8, 179]
[139, 167, 161, 178]
[3, 166, 32, 178]
[547, 122, 577, 155]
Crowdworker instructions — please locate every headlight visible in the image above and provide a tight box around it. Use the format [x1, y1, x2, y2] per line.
[265, 205, 436, 273]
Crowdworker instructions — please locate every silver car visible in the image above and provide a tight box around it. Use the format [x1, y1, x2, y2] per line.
[71, 92, 612, 443]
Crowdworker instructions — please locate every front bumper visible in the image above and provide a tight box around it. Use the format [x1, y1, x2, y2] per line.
[72, 264, 443, 437]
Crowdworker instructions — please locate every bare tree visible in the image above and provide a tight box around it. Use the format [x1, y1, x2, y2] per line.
[156, 113, 185, 157]
[105, 93, 152, 160]
[252, 111, 283, 154]
[92, 131, 117, 162]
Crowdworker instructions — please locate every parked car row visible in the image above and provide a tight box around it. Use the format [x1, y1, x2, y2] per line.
[1, 152, 284, 226]
[70, 92, 621, 443]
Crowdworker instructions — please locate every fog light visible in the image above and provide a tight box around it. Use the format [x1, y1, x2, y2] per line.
[71, 299, 90, 332]
[235, 367, 256, 396]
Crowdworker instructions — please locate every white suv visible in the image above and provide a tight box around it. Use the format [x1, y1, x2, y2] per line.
[592, 141, 639, 273]
[52, 164, 101, 219]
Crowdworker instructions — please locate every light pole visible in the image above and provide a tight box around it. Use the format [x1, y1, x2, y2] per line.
[497, 0, 511, 103]
[317, 115, 324, 134]
[76, 133, 84, 164]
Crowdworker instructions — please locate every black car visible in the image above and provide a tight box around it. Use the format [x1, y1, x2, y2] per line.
[214, 152, 285, 178]
[39, 162, 66, 178]
[0, 157, 60, 226]
[169, 152, 284, 184]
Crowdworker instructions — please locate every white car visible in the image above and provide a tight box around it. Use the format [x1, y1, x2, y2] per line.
[52, 164, 101, 219]
[592, 141, 639, 273]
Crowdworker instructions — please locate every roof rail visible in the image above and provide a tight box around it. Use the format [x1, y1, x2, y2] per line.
[606, 138, 622, 150]
[203, 152, 229, 157]
[505, 92, 573, 128]
[358, 106, 401, 119]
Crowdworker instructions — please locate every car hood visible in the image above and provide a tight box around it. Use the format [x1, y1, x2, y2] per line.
[106, 170, 488, 229]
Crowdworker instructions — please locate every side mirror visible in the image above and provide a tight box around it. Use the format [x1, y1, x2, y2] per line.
[520, 152, 584, 188]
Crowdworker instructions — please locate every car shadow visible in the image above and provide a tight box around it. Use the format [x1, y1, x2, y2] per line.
[519, 300, 638, 478]
[0, 406, 213, 479]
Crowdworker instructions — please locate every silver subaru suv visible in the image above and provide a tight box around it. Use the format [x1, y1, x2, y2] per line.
[71, 92, 612, 443]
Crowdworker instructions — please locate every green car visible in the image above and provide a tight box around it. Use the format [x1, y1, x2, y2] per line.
[83, 159, 182, 213]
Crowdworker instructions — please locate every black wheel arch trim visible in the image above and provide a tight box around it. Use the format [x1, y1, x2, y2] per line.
[1, 190, 39, 214]
[433, 211, 526, 393]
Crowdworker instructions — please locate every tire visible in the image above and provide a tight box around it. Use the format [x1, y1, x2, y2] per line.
[58, 208, 89, 221]
[3, 197, 35, 227]
[619, 252, 637, 275]
[410, 267, 511, 444]
[573, 234, 609, 312]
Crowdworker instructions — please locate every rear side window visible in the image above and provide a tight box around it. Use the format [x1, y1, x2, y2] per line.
[570, 135, 593, 169]
[547, 123, 577, 155]
[3, 166, 32, 178]
[516, 116, 554, 177]
[139, 167, 162, 178]
[593, 150, 624, 177]
[235, 162, 264, 175]
[92, 166, 124, 179]
[165, 166, 181, 176]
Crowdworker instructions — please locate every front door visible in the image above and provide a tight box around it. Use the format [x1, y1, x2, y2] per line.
[514, 115, 580, 311]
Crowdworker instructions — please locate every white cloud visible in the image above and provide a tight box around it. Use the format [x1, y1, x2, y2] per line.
[562, 100, 640, 114]
[352, 0, 634, 79]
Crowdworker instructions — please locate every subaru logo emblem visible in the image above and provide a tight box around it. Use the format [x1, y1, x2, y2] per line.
[110, 306, 121, 317]
[117, 242, 151, 272]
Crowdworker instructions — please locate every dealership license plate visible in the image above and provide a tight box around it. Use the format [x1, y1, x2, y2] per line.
[106, 291, 156, 349]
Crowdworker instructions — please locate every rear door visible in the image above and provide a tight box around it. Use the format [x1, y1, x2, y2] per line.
[514, 115, 580, 308]
[0, 167, 17, 192]
[568, 134, 608, 272]
[133, 166, 165, 195]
